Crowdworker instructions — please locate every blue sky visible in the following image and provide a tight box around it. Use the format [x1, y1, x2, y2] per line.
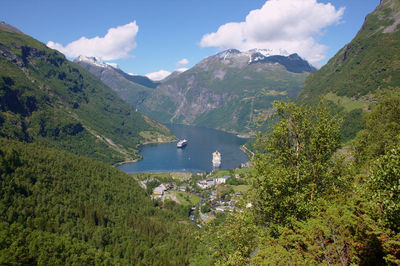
[2, 0, 379, 80]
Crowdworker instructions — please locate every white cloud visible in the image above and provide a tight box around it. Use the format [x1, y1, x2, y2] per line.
[175, 67, 188, 73]
[145, 70, 171, 81]
[200, 0, 345, 65]
[47, 21, 139, 60]
[175, 58, 189, 67]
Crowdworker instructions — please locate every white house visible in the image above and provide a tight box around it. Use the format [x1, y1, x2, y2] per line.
[214, 176, 231, 185]
[153, 184, 167, 195]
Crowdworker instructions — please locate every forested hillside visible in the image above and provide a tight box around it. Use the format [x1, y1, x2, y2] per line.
[0, 22, 175, 164]
[297, 0, 400, 141]
[0, 138, 196, 265]
[194, 94, 400, 265]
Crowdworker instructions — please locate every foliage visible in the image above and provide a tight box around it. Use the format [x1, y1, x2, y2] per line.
[193, 97, 400, 265]
[226, 176, 246, 186]
[368, 140, 400, 231]
[0, 138, 196, 265]
[252, 198, 388, 265]
[201, 203, 211, 214]
[354, 92, 400, 164]
[145, 179, 161, 195]
[251, 100, 342, 225]
[198, 210, 257, 266]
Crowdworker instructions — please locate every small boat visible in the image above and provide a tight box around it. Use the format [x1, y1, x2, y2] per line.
[212, 151, 221, 167]
[177, 139, 188, 148]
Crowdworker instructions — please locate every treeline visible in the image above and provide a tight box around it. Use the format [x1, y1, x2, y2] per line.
[195, 92, 400, 265]
[0, 138, 196, 265]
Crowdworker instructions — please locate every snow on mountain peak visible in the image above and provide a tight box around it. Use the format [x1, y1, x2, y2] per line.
[217, 49, 242, 60]
[245, 49, 291, 64]
[75, 55, 119, 69]
[105, 62, 120, 69]
[246, 48, 289, 57]
[216, 48, 291, 63]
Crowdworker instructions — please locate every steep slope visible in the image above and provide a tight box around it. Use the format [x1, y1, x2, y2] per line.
[0, 138, 196, 265]
[298, 0, 400, 105]
[0, 22, 175, 164]
[74, 56, 159, 107]
[140, 49, 315, 135]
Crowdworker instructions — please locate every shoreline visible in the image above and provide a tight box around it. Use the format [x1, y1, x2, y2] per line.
[141, 136, 178, 146]
[240, 144, 255, 159]
[113, 157, 141, 167]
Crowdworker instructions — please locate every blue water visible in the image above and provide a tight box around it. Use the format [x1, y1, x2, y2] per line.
[117, 124, 249, 173]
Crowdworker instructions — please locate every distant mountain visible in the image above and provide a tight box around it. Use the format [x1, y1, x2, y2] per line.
[161, 69, 188, 82]
[74, 56, 159, 107]
[139, 49, 315, 134]
[0, 22, 175, 164]
[297, 0, 400, 141]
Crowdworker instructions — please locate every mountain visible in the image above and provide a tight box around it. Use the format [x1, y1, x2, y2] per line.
[297, 0, 400, 141]
[299, 0, 400, 104]
[0, 22, 175, 164]
[74, 56, 159, 107]
[161, 69, 188, 82]
[139, 49, 316, 135]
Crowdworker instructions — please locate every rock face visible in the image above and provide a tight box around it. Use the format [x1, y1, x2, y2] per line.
[139, 49, 315, 134]
[74, 56, 159, 107]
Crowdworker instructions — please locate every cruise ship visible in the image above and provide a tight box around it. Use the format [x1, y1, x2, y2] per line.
[177, 139, 188, 148]
[212, 151, 221, 168]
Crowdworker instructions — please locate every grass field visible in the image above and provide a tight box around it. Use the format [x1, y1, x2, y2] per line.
[176, 192, 202, 206]
[232, 185, 250, 193]
[324, 92, 369, 112]
[211, 168, 252, 178]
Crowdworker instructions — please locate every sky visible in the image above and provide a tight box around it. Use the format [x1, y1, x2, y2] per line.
[2, 0, 379, 80]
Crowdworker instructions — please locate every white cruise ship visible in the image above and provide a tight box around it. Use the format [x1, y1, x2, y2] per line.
[177, 139, 188, 148]
[212, 151, 221, 167]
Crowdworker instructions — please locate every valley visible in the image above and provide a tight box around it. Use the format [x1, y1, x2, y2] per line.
[1, 0, 400, 264]
[117, 124, 249, 173]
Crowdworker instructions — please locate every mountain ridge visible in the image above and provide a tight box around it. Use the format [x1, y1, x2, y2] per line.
[296, 0, 400, 141]
[74, 55, 160, 108]
[0, 24, 175, 164]
[298, 0, 400, 105]
[139, 49, 315, 134]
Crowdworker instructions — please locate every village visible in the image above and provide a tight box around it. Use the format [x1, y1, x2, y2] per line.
[132, 167, 251, 225]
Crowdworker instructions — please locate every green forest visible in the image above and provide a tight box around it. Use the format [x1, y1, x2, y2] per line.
[0, 138, 198, 265]
[193, 94, 400, 264]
